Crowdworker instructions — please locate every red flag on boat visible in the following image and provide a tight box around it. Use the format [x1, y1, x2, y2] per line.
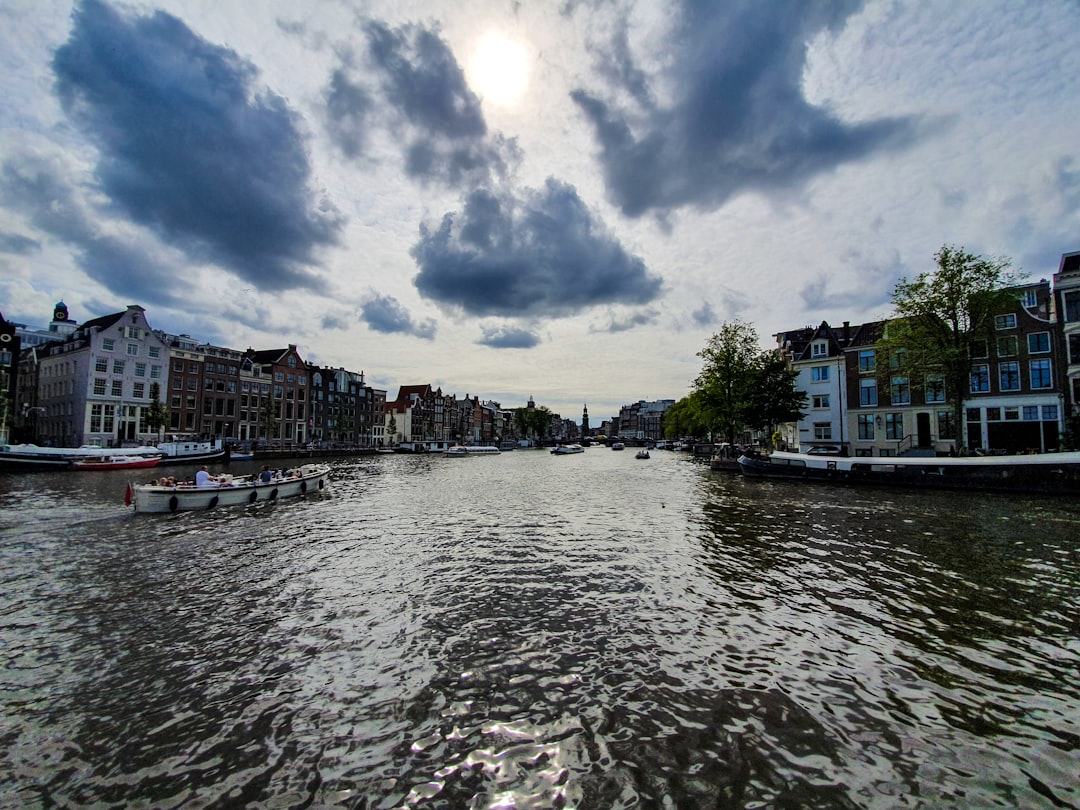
[124, 482, 133, 507]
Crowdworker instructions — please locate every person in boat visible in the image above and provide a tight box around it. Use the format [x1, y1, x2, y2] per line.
[195, 466, 215, 488]
[258, 465, 273, 483]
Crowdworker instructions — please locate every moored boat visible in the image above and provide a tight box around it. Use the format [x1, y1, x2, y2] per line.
[0, 443, 158, 473]
[129, 463, 330, 513]
[73, 454, 162, 471]
[737, 450, 1080, 494]
[154, 435, 227, 465]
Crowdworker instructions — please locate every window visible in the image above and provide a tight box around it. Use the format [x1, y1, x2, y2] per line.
[858, 350, 876, 372]
[102, 338, 115, 351]
[996, 336, 1017, 357]
[148, 346, 160, 358]
[813, 422, 832, 440]
[812, 394, 830, 409]
[189, 363, 199, 373]
[1004, 407, 1020, 421]
[925, 375, 945, 403]
[966, 407, 981, 422]
[126, 343, 139, 356]
[299, 376, 307, 386]
[1023, 289, 1037, 308]
[171, 396, 181, 409]
[987, 407, 1001, 421]
[857, 414, 874, 440]
[890, 376, 910, 405]
[95, 358, 108, 373]
[135, 362, 146, 377]
[287, 356, 297, 368]
[937, 410, 955, 439]
[970, 364, 990, 393]
[1027, 332, 1050, 354]
[859, 378, 878, 406]
[1023, 406, 1038, 420]
[885, 413, 904, 440]
[187, 378, 198, 391]
[1064, 291, 1080, 322]
[1030, 359, 1052, 389]
[173, 360, 184, 372]
[811, 366, 830, 382]
[275, 372, 284, 382]
[111, 380, 123, 397]
[93, 378, 107, 396]
[812, 341, 828, 357]
[1043, 405, 1059, 420]
[113, 360, 125, 375]
[890, 349, 906, 370]
[287, 373, 296, 383]
[970, 339, 988, 359]
[90, 403, 102, 433]
[995, 314, 1017, 330]
[150, 365, 161, 379]
[999, 361, 1020, 391]
[133, 382, 145, 399]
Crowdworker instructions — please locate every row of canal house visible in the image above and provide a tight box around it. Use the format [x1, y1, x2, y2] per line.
[4, 302, 566, 449]
[777, 251, 1080, 456]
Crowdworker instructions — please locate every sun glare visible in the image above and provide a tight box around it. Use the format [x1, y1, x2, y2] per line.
[468, 31, 529, 108]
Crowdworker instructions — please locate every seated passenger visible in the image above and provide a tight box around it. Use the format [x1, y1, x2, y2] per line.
[195, 466, 216, 487]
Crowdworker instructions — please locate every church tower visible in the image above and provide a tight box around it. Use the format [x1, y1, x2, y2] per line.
[582, 402, 590, 435]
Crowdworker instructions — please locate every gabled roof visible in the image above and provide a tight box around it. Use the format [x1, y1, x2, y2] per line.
[79, 311, 125, 334]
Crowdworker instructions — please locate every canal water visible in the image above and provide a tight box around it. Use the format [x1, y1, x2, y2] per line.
[1, 449, 1077, 808]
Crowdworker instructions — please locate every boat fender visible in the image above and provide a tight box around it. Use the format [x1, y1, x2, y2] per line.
[249, 490, 258, 504]
[269, 488, 278, 500]
[208, 495, 219, 510]
[168, 495, 179, 512]
[300, 480, 307, 493]
[318, 479, 325, 490]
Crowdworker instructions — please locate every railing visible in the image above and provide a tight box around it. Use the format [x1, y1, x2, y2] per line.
[895, 434, 915, 456]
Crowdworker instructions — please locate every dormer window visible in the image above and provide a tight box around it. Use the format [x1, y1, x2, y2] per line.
[811, 341, 828, 357]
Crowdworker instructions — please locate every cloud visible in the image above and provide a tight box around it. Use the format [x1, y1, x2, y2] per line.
[477, 325, 541, 349]
[0, 156, 184, 307]
[360, 293, 436, 339]
[324, 69, 375, 159]
[411, 179, 663, 318]
[589, 308, 659, 333]
[572, 0, 919, 217]
[52, 0, 342, 290]
[0, 232, 41, 255]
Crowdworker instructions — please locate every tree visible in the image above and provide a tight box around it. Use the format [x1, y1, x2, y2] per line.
[693, 321, 760, 445]
[884, 245, 1016, 452]
[513, 405, 552, 443]
[386, 413, 398, 445]
[258, 388, 279, 443]
[663, 393, 708, 440]
[145, 381, 170, 442]
[744, 351, 806, 440]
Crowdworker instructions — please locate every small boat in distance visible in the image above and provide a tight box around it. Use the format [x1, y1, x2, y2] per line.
[551, 443, 585, 455]
[72, 454, 162, 471]
[635, 449, 650, 459]
[611, 442, 625, 450]
[129, 463, 330, 513]
[445, 445, 501, 456]
[737, 450, 1080, 495]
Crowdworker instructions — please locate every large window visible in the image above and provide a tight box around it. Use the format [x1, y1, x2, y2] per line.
[890, 376, 910, 405]
[112, 360, 124, 375]
[1064, 291, 1080, 322]
[93, 378, 106, 396]
[126, 343, 139, 356]
[925, 375, 945, 403]
[857, 414, 874, 440]
[996, 336, 1017, 357]
[111, 380, 123, 397]
[811, 366, 830, 382]
[859, 378, 878, 406]
[1030, 359, 1052, 389]
[1027, 332, 1050, 354]
[102, 338, 115, 352]
[858, 350, 876, 372]
[970, 364, 990, 393]
[813, 422, 832, 440]
[1069, 334, 1080, 363]
[885, 413, 904, 440]
[936, 410, 955, 440]
[994, 313, 1017, 330]
[812, 395, 830, 409]
[811, 341, 828, 357]
[95, 358, 108, 373]
[999, 361, 1020, 391]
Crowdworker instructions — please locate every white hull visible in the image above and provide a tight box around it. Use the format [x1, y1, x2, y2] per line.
[131, 464, 330, 512]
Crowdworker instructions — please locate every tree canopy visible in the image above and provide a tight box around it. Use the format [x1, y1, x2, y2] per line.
[884, 244, 1016, 451]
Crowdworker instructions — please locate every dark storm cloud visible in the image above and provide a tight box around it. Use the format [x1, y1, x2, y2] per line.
[411, 179, 663, 318]
[477, 326, 541, 349]
[52, 0, 342, 290]
[360, 293, 436, 339]
[0, 232, 41, 255]
[325, 20, 518, 187]
[572, 0, 919, 217]
[0, 157, 181, 306]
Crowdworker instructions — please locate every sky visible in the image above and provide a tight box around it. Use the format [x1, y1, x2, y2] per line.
[1, 0, 1079, 424]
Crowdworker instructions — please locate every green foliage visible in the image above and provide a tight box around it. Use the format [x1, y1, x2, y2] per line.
[691, 321, 805, 445]
[883, 244, 1016, 450]
[513, 405, 552, 442]
[387, 413, 398, 443]
[145, 381, 170, 440]
[259, 388, 279, 440]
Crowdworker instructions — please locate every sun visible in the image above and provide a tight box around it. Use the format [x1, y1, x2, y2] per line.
[467, 31, 530, 108]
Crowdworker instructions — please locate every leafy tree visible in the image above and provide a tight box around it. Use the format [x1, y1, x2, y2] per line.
[884, 245, 1016, 452]
[693, 321, 760, 446]
[513, 405, 552, 443]
[663, 393, 708, 439]
[145, 381, 170, 441]
[258, 388, 279, 442]
[744, 351, 806, 439]
[386, 413, 398, 444]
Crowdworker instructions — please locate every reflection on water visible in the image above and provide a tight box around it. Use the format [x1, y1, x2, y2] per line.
[1, 451, 1078, 808]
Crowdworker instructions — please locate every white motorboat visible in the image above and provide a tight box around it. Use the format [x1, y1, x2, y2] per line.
[128, 463, 330, 512]
[445, 445, 501, 455]
[551, 443, 585, 455]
